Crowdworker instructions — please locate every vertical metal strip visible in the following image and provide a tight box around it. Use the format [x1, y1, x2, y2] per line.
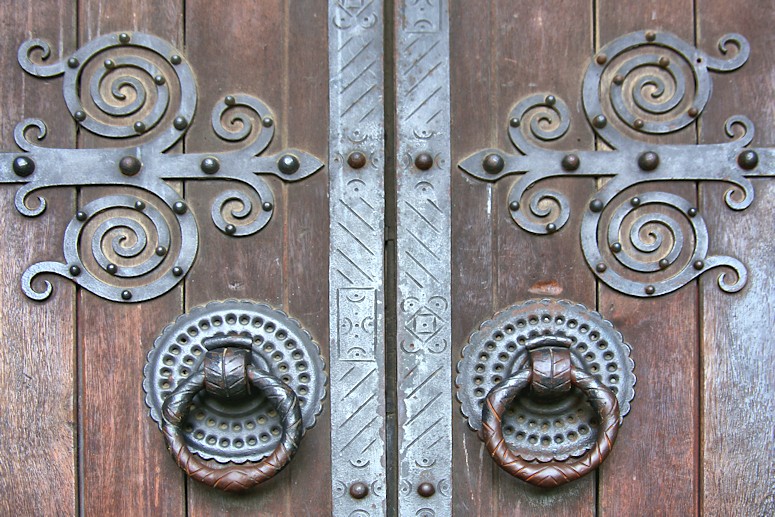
[395, 1, 452, 515]
[329, 2, 387, 515]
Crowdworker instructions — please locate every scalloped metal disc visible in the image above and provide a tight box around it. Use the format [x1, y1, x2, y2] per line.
[144, 300, 326, 464]
[456, 298, 635, 462]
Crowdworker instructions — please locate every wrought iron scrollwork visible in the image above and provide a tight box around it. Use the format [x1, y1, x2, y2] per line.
[2, 32, 323, 302]
[459, 30, 773, 297]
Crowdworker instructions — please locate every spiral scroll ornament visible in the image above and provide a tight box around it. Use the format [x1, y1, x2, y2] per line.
[3, 32, 324, 302]
[458, 30, 770, 298]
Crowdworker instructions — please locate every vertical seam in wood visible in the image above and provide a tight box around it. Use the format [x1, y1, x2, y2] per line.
[592, 1, 601, 516]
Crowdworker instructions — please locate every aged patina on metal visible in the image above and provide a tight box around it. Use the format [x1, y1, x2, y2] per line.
[144, 300, 326, 491]
[328, 0, 388, 514]
[396, 0, 453, 515]
[460, 30, 775, 298]
[1, 32, 323, 303]
[457, 298, 635, 487]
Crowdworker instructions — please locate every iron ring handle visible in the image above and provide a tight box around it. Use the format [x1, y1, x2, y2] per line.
[481, 360, 620, 488]
[161, 364, 303, 492]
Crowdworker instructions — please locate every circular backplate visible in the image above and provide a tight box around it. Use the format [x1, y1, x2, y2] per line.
[456, 298, 635, 462]
[144, 300, 326, 464]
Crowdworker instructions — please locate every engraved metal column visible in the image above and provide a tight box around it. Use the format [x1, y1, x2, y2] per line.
[329, 1, 387, 515]
[395, 1, 452, 515]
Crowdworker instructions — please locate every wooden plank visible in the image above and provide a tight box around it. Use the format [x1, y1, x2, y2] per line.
[696, 1, 775, 514]
[596, 2, 699, 516]
[0, 1, 77, 515]
[77, 1, 186, 515]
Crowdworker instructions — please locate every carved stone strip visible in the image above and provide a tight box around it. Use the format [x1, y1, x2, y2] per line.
[328, 1, 387, 515]
[395, 1, 452, 515]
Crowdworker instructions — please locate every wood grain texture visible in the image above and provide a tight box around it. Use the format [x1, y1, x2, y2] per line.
[77, 1, 186, 515]
[697, 1, 775, 514]
[0, 2, 77, 515]
[596, 2, 699, 516]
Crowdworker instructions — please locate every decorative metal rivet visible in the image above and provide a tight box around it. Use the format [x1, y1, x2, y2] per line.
[12, 156, 35, 177]
[592, 115, 607, 128]
[106, 263, 118, 275]
[482, 153, 505, 174]
[687, 207, 698, 217]
[637, 151, 660, 171]
[67, 57, 79, 68]
[589, 199, 604, 212]
[104, 59, 116, 70]
[224, 224, 237, 235]
[278, 154, 300, 175]
[75, 211, 88, 222]
[630, 197, 641, 206]
[561, 154, 580, 171]
[347, 151, 367, 169]
[133, 121, 147, 133]
[545, 95, 556, 106]
[262, 117, 274, 127]
[224, 95, 236, 106]
[509, 117, 520, 127]
[121, 290, 133, 300]
[658, 56, 670, 68]
[596, 262, 607, 273]
[170, 54, 182, 65]
[155, 246, 167, 257]
[658, 258, 670, 270]
[154, 74, 166, 85]
[645, 31, 657, 42]
[173, 116, 188, 130]
[546, 223, 557, 233]
[414, 152, 434, 171]
[69, 265, 81, 276]
[644, 285, 656, 295]
[118, 33, 131, 44]
[172, 266, 184, 277]
[200, 157, 220, 174]
[613, 74, 625, 86]
[633, 118, 644, 129]
[262, 201, 273, 211]
[118, 156, 142, 176]
[74, 110, 86, 122]
[172, 201, 188, 215]
[596, 53, 607, 65]
[737, 150, 759, 170]
[687, 107, 699, 117]
[417, 482, 436, 498]
[349, 482, 369, 500]
[509, 201, 519, 211]
[693, 260, 705, 270]
[611, 242, 622, 253]
[134, 200, 146, 211]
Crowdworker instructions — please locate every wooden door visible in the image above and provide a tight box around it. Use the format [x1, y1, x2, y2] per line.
[0, 1, 772, 516]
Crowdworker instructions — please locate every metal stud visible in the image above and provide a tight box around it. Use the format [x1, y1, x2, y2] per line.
[737, 150, 759, 170]
[637, 151, 660, 171]
[262, 202, 273, 211]
[121, 290, 133, 300]
[106, 263, 118, 275]
[687, 207, 698, 217]
[67, 57, 79, 68]
[613, 74, 625, 85]
[693, 260, 705, 270]
[482, 153, 505, 174]
[645, 31, 657, 42]
[133, 121, 147, 134]
[200, 157, 220, 174]
[633, 119, 644, 130]
[414, 152, 434, 171]
[154, 75, 166, 85]
[417, 482, 436, 498]
[69, 265, 81, 276]
[349, 482, 369, 500]
[173, 201, 188, 215]
[75, 211, 88, 222]
[630, 197, 641, 207]
[596, 262, 607, 273]
[658, 258, 670, 269]
[224, 224, 237, 235]
[74, 110, 87, 122]
[118, 33, 131, 44]
[134, 201, 146, 211]
[278, 154, 300, 175]
[347, 151, 367, 169]
[592, 115, 607, 128]
[173, 116, 188, 130]
[687, 107, 699, 118]
[561, 154, 580, 171]
[118, 156, 142, 176]
[262, 117, 274, 127]
[610, 242, 622, 253]
[644, 285, 656, 295]
[170, 54, 182, 65]
[589, 199, 604, 212]
[172, 266, 184, 277]
[658, 56, 670, 68]
[155, 246, 167, 257]
[104, 59, 116, 70]
[509, 201, 519, 211]
[545, 95, 556, 106]
[224, 95, 236, 106]
[509, 117, 520, 127]
[12, 156, 35, 177]
[546, 223, 557, 233]
[596, 54, 608, 65]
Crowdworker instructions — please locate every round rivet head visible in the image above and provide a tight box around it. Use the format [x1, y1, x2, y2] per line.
[118, 156, 142, 176]
[737, 150, 759, 170]
[596, 53, 608, 65]
[644, 285, 656, 295]
[610, 242, 622, 253]
[172, 266, 184, 277]
[347, 151, 367, 169]
[658, 56, 670, 68]
[74, 110, 87, 122]
[154, 75, 166, 85]
[545, 95, 556, 106]
[687, 207, 698, 217]
[224, 224, 237, 235]
[589, 199, 604, 212]
[173, 116, 188, 130]
[633, 119, 644, 130]
[349, 482, 369, 500]
[278, 154, 300, 175]
[509, 117, 520, 128]
[224, 95, 236, 106]
[69, 265, 81, 276]
[613, 74, 625, 86]
[658, 258, 670, 269]
[687, 107, 699, 118]
[262, 117, 274, 127]
[561, 153, 580, 171]
[482, 153, 505, 174]
[638, 151, 660, 171]
[118, 33, 131, 44]
[172, 201, 188, 215]
[75, 211, 88, 222]
[417, 482, 436, 498]
[693, 260, 705, 270]
[596, 262, 607, 273]
[67, 57, 79, 68]
[546, 223, 557, 233]
[133, 121, 146, 134]
[414, 152, 434, 171]
[121, 290, 132, 300]
[104, 59, 115, 70]
[645, 31, 657, 42]
[155, 246, 167, 257]
[631, 197, 641, 207]
[106, 263, 118, 275]
[262, 201, 273, 211]
[170, 55, 182, 65]
[12, 156, 35, 177]
[134, 200, 146, 210]
[509, 201, 519, 211]
[200, 157, 220, 174]
[593, 115, 607, 128]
